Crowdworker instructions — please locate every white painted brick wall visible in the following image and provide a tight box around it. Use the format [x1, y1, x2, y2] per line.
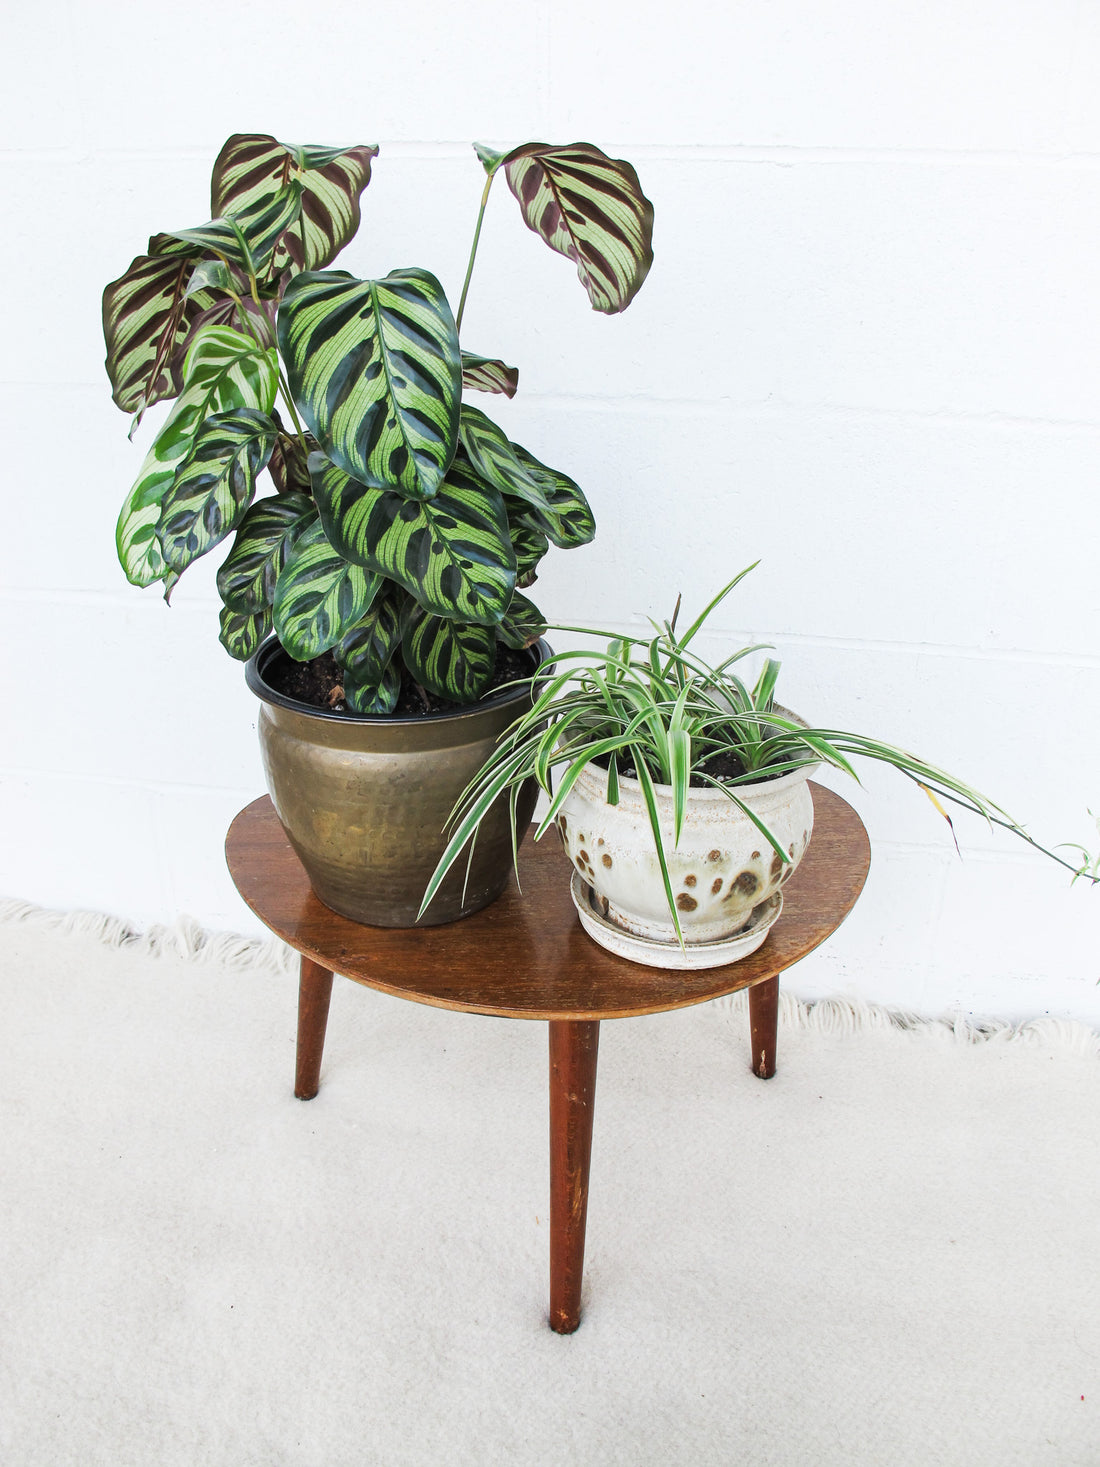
[3, 0, 1098, 1022]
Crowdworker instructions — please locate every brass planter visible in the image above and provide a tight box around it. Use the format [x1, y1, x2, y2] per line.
[245, 640, 546, 927]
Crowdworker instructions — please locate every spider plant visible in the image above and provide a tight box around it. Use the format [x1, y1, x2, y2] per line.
[421, 564, 1095, 938]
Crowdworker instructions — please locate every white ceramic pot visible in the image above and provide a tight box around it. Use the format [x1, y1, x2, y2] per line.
[557, 739, 815, 945]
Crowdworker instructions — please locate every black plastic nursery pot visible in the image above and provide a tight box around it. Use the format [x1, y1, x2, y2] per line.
[245, 639, 547, 928]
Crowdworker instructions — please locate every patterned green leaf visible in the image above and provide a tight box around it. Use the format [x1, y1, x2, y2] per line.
[309, 450, 516, 626]
[211, 135, 379, 273]
[216, 490, 314, 612]
[461, 351, 519, 399]
[103, 250, 226, 415]
[458, 406, 594, 549]
[508, 514, 548, 588]
[219, 604, 273, 661]
[157, 409, 276, 572]
[335, 592, 406, 714]
[497, 591, 547, 650]
[116, 326, 279, 586]
[402, 604, 497, 702]
[343, 659, 401, 716]
[184, 259, 234, 299]
[332, 588, 405, 684]
[278, 269, 461, 500]
[500, 142, 654, 314]
[273, 516, 383, 660]
[151, 185, 304, 284]
[507, 444, 595, 549]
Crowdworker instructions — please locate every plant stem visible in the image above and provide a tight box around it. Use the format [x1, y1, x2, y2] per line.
[224, 277, 305, 441]
[455, 167, 498, 336]
[277, 371, 307, 440]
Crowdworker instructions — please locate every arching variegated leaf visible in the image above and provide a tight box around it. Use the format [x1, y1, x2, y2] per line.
[402, 605, 497, 702]
[343, 659, 401, 716]
[459, 406, 594, 550]
[157, 409, 276, 572]
[498, 142, 654, 314]
[216, 491, 314, 613]
[219, 604, 272, 661]
[509, 515, 548, 587]
[116, 326, 279, 585]
[151, 185, 303, 284]
[211, 135, 379, 273]
[278, 269, 461, 500]
[103, 251, 225, 415]
[273, 516, 382, 661]
[309, 450, 515, 626]
[461, 351, 518, 399]
[333, 588, 405, 684]
[497, 591, 546, 650]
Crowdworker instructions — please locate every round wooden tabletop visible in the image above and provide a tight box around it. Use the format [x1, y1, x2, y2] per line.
[226, 782, 870, 1022]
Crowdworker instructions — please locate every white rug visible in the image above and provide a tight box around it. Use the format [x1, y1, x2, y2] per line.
[1, 899, 1098, 1467]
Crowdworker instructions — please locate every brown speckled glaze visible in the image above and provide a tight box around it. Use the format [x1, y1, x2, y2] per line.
[556, 715, 816, 945]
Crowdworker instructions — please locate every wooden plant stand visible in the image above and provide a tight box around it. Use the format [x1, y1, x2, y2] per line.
[226, 782, 870, 1333]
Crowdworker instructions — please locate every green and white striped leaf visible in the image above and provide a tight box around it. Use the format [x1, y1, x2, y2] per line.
[459, 406, 594, 549]
[273, 515, 382, 661]
[461, 351, 519, 399]
[278, 269, 461, 500]
[332, 588, 405, 684]
[116, 326, 279, 586]
[509, 515, 548, 588]
[219, 605, 272, 662]
[343, 659, 401, 716]
[498, 142, 654, 314]
[103, 250, 226, 415]
[157, 409, 276, 572]
[211, 135, 379, 273]
[216, 490, 314, 612]
[497, 592, 546, 650]
[309, 450, 516, 627]
[151, 185, 304, 284]
[402, 605, 497, 702]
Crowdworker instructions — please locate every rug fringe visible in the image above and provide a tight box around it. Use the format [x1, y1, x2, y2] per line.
[712, 989, 1100, 1055]
[0, 897, 295, 977]
[2, 897, 1096, 1052]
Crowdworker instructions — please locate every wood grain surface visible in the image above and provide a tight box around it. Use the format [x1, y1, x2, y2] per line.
[225, 782, 870, 1021]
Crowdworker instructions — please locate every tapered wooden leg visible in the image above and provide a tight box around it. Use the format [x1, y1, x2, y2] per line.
[748, 975, 779, 1079]
[548, 1019, 600, 1334]
[295, 957, 334, 1100]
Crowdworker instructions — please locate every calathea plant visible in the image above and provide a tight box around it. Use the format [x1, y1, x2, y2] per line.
[102, 134, 654, 710]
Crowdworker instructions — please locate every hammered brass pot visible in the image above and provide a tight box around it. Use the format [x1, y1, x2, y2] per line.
[245, 640, 546, 927]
